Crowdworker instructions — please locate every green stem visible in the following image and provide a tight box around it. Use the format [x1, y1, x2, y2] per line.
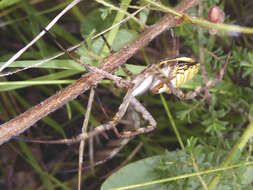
[160, 94, 185, 149]
[112, 161, 253, 190]
[145, 0, 253, 34]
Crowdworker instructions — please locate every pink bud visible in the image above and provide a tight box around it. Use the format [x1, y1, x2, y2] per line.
[208, 6, 225, 35]
[208, 6, 225, 23]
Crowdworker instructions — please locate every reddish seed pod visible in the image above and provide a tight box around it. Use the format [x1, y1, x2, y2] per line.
[208, 6, 225, 23]
[208, 6, 225, 35]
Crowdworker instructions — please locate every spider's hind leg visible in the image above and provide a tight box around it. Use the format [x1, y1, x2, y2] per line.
[120, 97, 157, 138]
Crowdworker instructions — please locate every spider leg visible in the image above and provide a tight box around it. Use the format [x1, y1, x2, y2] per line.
[168, 85, 185, 99]
[74, 87, 135, 143]
[119, 97, 157, 138]
[161, 80, 185, 99]
[28, 87, 135, 144]
[44, 28, 132, 89]
[184, 51, 231, 100]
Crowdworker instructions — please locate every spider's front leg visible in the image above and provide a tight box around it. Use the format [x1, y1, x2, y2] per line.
[168, 84, 185, 99]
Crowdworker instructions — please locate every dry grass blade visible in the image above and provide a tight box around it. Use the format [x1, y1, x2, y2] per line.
[0, 0, 82, 72]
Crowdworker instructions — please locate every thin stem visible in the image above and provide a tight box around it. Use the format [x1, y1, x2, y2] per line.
[78, 87, 95, 190]
[145, 0, 253, 34]
[160, 94, 185, 149]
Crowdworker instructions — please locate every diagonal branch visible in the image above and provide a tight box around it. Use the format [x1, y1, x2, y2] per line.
[0, 0, 200, 145]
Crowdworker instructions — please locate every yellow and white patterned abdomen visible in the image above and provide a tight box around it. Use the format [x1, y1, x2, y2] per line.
[150, 57, 200, 94]
[132, 57, 200, 96]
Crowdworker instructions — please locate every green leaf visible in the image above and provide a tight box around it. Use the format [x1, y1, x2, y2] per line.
[101, 155, 167, 190]
[102, 148, 253, 190]
[111, 29, 138, 51]
[0, 0, 21, 9]
[81, 9, 116, 37]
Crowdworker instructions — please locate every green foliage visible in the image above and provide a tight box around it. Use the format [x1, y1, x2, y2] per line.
[81, 9, 116, 37]
[102, 142, 253, 190]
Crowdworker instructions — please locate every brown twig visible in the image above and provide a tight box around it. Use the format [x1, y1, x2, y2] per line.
[0, 0, 200, 145]
[199, 45, 212, 104]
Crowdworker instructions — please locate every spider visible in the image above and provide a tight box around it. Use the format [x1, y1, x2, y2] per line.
[29, 55, 200, 144]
